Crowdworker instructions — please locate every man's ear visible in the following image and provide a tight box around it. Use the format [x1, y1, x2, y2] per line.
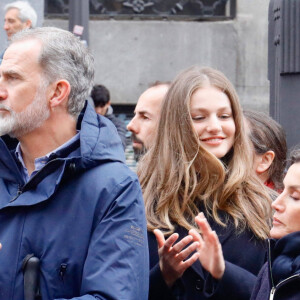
[256, 150, 275, 174]
[49, 80, 71, 109]
[24, 19, 32, 29]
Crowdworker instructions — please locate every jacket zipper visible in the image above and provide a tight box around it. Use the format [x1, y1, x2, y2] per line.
[268, 238, 275, 300]
[268, 239, 275, 287]
[269, 273, 300, 299]
[10, 184, 23, 202]
[269, 287, 275, 300]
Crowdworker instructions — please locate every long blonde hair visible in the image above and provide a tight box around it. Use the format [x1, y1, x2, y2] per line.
[138, 66, 272, 239]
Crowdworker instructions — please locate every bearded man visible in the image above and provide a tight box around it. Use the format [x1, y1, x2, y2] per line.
[127, 81, 170, 161]
[0, 27, 148, 300]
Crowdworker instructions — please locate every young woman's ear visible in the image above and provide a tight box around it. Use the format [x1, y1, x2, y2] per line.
[49, 80, 71, 109]
[256, 150, 275, 174]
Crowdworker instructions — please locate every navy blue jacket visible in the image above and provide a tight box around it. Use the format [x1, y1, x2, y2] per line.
[0, 103, 149, 300]
[251, 231, 300, 300]
[148, 213, 267, 300]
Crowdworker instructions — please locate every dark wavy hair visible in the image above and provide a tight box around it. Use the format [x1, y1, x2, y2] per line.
[244, 110, 287, 190]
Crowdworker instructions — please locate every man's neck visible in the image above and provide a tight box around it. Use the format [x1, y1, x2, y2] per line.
[18, 116, 77, 176]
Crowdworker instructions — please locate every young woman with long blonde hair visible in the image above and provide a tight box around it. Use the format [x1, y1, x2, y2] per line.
[138, 66, 273, 299]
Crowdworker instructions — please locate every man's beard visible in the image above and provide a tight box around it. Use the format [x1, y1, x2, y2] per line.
[0, 81, 50, 138]
[131, 133, 147, 161]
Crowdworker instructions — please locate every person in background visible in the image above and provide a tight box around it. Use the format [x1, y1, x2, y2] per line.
[191, 148, 300, 300]
[3, 0, 37, 41]
[138, 66, 273, 299]
[127, 81, 170, 161]
[91, 84, 127, 149]
[244, 109, 287, 192]
[0, 27, 148, 300]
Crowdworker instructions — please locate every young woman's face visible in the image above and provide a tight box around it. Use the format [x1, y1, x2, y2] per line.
[190, 86, 236, 159]
[270, 162, 300, 239]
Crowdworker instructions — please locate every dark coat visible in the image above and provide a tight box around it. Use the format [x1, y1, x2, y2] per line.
[148, 213, 267, 300]
[251, 231, 300, 300]
[105, 106, 127, 150]
[0, 103, 149, 300]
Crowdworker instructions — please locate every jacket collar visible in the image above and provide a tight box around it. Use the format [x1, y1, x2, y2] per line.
[268, 231, 300, 285]
[0, 101, 125, 210]
[270, 231, 300, 259]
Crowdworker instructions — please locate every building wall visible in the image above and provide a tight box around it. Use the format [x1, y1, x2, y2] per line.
[1, 0, 270, 112]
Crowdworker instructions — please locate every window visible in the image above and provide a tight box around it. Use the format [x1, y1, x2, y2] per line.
[45, 0, 236, 21]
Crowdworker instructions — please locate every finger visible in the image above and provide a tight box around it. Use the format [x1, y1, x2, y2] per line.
[195, 216, 213, 240]
[180, 252, 200, 271]
[176, 241, 200, 261]
[195, 214, 212, 230]
[163, 233, 179, 250]
[171, 235, 194, 255]
[209, 230, 221, 248]
[197, 212, 205, 218]
[153, 229, 166, 249]
[198, 227, 221, 252]
[189, 229, 204, 245]
[0, 243, 2, 250]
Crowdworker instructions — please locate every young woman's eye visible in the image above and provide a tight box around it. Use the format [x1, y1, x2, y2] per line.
[219, 114, 231, 119]
[192, 116, 205, 121]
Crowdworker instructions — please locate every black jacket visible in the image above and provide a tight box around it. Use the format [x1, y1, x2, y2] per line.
[105, 106, 127, 149]
[251, 231, 300, 300]
[148, 212, 267, 300]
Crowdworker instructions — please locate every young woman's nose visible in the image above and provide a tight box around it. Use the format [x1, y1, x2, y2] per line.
[206, 116, 222, 133]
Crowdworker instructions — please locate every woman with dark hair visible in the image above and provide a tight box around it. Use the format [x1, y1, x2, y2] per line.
[244, 110, 287, 191]
[193, 149, 300, 300]
[138, 66, 273, 299]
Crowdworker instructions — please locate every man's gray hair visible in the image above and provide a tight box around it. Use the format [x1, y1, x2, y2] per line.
[4, 1, 37, 28]
[11, 27, 95, 117]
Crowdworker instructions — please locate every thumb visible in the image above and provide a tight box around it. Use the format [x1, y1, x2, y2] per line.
[153, 229, 165, 249]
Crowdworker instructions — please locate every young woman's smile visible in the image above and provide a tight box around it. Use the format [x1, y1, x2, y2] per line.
[190, 86, 235, 159]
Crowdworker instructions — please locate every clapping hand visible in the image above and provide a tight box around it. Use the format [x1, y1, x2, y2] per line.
[189, 212, 225, 279]
[154, 229, 200, 287]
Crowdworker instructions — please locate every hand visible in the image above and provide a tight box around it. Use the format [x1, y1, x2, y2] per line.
[189, 212, 225, 279]
[154, 229, 200, 287]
